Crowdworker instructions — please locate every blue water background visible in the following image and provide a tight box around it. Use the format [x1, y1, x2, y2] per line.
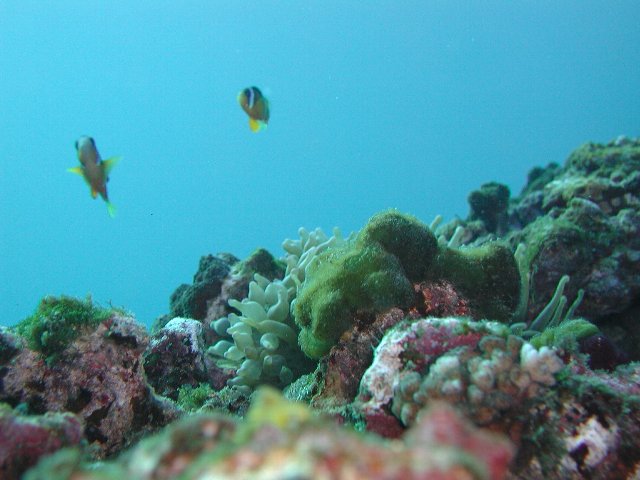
[1, 2, 639, 327]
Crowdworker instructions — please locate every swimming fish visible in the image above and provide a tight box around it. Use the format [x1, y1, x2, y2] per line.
[68, 136, 121, 217]
[238, 86, 270, 132]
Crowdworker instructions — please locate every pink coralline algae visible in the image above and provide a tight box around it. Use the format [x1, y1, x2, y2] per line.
[309, 281, 474, 415]
[352, 315, 640, 478]
[0, 404, 83, 480]
[25, 388, 513, 480]
[310, 307, 406, 413]
[409, 280, 472, 319]
[355, 316, 536, 430]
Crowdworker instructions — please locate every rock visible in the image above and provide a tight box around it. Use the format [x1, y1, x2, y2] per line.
[1, 313, 178, 458]
[0, 404, 83, 480]
[144, 317, 232, 399]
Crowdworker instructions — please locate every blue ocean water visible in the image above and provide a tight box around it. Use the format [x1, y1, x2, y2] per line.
[1, 2, 638, 328]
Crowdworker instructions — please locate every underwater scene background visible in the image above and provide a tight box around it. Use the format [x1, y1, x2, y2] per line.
[3, 3, 640, 479]
[1, 2, 639, 328]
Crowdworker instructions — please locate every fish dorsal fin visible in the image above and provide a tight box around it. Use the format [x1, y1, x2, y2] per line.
[102, 156, 122, 175]
[67, 166, 84, 176]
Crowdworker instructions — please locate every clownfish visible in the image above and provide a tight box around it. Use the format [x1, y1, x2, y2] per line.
[68, 136, 121, 217]
[238, 86, 270, 132]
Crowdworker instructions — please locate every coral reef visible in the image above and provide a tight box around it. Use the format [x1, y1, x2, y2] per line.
[309, 307, 407, 413]
[167, 253, 237, 322]
[430, 241, 520, 321]
[145, 248, 289, 401]
[349, 314, 640, 477]
[206, 227, 339, 391]
[1, 299, 178, 461]
[23, 388, 515, 480]
[467, 181, 511, 234]
[13, 295, 114, 364]
[144, 317, 217, 399]
[161, 249, 284, 331]
[354, 317, 563, 429]
[204, 248, 286, 324]
[479, 138, 639, 338]
[0, 325, 21, 363]
[5, 136, 640, 479]
[294, 210, 520, 359]
[510, 363, 640, 478]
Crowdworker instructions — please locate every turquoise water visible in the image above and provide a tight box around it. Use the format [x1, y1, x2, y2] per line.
[1, 2, 638, 328]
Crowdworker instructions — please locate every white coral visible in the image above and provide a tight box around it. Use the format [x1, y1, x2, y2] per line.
[208, 227, 348, 390]
[520, 343, 563, 386]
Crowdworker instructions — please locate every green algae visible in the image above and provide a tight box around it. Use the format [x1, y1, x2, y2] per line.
[431, 242, 520, 322]
[294, 209, 520, 359]
[14, 295, 114, 364]
[177, 383, 215, 412]
[529, 318, 598, 350]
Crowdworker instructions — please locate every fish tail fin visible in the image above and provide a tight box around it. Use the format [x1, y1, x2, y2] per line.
[102, 156, 122, 175]
[106, 202, 117, 218]
[249, 118, 260, 132]
[249, 118, 266, 132]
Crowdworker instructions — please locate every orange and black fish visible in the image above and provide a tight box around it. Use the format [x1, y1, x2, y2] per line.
[68, 136, 121, 217]
[238, 86, 270, 132]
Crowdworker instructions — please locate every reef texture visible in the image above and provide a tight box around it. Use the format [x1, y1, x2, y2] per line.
[144, 317, 226, 399]
[22, 388, 514, 480]
[293, 210, 520, 360]
[0, 404, 83, 479]
[165, 249, 284, 327]
[465, 137, 640, 356]
[0, 300, 178, 478]
[3, 137, 640, 479]
[347, 315, 640, 477]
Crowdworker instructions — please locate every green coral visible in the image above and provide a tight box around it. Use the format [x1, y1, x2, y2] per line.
[295, 210, 427, 359]
[430, 242, 520, 322]
[294, 210, 520, 359]
[357, 210, 438, 281]
[295, 241, 415, 359]
[14, 295, 113, 363]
